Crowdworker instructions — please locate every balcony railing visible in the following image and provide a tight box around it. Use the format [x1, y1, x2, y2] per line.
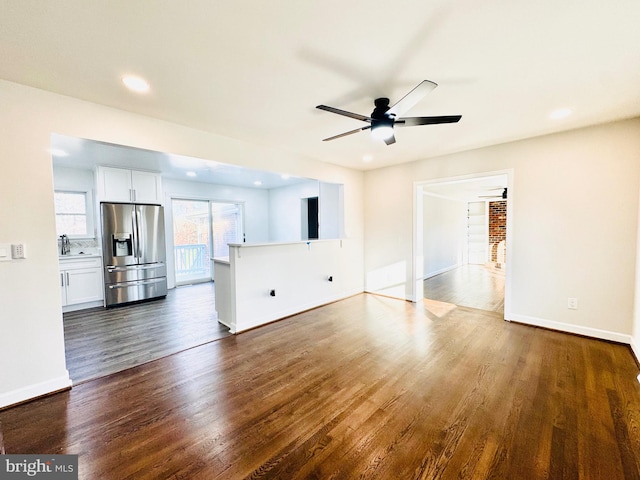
[174, 243, 209, 282]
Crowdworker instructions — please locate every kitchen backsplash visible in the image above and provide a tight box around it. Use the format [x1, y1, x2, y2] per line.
[57, 238, 100, 255]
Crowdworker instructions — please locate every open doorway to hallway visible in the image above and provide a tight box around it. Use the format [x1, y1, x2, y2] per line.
[415, 171, 512, 315]
[423, 264, 505, 312]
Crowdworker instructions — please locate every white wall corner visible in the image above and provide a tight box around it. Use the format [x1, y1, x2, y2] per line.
[0, 373, 72, 409]
[631, 336, 640, 365]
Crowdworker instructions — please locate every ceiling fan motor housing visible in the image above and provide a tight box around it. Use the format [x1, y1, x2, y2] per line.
[371, 97, 395, 132]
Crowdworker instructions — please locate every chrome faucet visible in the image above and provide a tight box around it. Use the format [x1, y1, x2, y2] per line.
[60, 234, 71, 255]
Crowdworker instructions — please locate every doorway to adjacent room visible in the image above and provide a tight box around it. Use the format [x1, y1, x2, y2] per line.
[414, 170, 513, 316]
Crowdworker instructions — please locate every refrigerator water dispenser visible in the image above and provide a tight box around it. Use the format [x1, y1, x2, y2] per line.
[112, 233, 132, 257]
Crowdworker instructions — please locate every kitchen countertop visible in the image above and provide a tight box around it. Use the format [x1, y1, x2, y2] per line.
[59, 253, 102, 260]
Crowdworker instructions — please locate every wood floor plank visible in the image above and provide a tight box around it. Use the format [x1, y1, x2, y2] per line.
[424, 264, 505, 313]
[63, 282, 231, 383]
[2, 294, 640, 479]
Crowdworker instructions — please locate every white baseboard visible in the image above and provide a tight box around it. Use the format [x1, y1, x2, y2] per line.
[63, 300, 103, 313]
[423, 263, 462, 280]
[235, 288, 363, 334]
[0, 373, 72, 409]
[508, 313, 632, 344]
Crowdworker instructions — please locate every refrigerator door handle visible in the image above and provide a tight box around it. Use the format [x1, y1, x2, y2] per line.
[106, 264, 164, 272]
[131, 207, 140, 261]
[108, 278, 165, 289]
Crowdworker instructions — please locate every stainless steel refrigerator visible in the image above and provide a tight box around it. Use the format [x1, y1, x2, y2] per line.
[101, 202, 167, 307]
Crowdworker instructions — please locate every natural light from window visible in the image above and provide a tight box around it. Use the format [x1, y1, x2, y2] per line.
[54, 191, 88, 236]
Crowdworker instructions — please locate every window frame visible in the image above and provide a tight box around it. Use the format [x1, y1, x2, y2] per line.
[54, 189, 95, 239]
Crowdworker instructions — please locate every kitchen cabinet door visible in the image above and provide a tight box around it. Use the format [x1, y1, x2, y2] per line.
[96, 166, 163, 204]
[97, 166, 133, 203]
[65, 268, 104, 305]
[131, 170, 162, 204]
[61, 272, 68, 307]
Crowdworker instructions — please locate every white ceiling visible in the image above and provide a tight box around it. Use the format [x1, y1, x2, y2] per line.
[2, 1, 640, 171]
[51, 134, 311, 190]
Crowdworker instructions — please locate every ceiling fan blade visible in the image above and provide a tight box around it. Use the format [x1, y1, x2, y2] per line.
[387, 80, 438, 117]
[322, 125, 371, 142]
[316, 105, 371, 122]
[396, 115, 462, 126]
[384, 134, 396, 146]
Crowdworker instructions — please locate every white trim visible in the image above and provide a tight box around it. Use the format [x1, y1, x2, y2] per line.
[234, 288, 363, 334]
[509, 313, 632, 344]
[424, 263, 462, 280]
[62, 300, 103, 313]
[0, 373, 72, 409]
[412, 169, 514, 319]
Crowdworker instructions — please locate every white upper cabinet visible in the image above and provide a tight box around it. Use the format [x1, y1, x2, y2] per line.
[96, 166, 163, 205]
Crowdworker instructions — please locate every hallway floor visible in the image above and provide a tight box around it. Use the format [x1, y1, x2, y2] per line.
[423, 264, 505, 313]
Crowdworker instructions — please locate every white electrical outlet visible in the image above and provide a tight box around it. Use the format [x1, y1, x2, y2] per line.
[11, 244, 26, 259]
[567, 297, 578, 310]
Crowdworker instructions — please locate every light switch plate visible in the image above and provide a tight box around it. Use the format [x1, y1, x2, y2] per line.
[0, 243, 11, 262]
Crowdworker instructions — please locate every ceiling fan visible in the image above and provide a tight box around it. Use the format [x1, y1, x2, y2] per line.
[316, 80, 461, 145]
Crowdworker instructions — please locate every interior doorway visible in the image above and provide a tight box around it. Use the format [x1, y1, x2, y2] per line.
[171, 198, 243, 285]
[413, 170, 513, 317]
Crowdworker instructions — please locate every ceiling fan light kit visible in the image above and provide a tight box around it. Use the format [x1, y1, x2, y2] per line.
[317, 80, 461, 146]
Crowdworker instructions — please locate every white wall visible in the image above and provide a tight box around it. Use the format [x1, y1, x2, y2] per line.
[220, 239, 361, 333]
[423, 194, 467, 278]
[268, 180, 319, 242]
[0, 79, 364, 408]
[365, 118, 640, 341]
[633, 185, 640, 360]
[52, 166, 94, 192]
[319, 182, 344, 240]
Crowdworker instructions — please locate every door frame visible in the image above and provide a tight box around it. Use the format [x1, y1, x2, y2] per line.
[412, 169, 514, 320]
[166, 193, 245, 289]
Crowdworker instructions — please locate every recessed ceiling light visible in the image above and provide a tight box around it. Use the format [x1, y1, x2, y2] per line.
[186, 171, 197, 177]
[549, 108, 572, 120]
[363, 154, 373, 163]
[253, 180, 262, 186]
[122, 75, 150, 93]
[49, 148, 68, 157]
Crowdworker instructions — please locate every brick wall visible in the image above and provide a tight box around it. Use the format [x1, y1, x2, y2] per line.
[488, 201, 507, 262]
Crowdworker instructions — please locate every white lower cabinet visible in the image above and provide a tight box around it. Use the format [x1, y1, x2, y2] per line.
[59, 256, 104, 309]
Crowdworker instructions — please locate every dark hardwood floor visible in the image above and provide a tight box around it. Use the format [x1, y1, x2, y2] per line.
[63, 282, 231, 383]
[424, 264, 505, 313]
[3, 293, 640, 479]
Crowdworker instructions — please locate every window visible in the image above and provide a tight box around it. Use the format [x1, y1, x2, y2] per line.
[54, 191, 91, 237]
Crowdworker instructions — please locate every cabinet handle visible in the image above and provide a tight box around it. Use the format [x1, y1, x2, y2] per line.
[66, 272, 70, 286]
[61, 273, 64, 287]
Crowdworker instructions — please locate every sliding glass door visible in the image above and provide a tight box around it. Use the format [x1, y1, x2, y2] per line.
[172, 199, 243, 285]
